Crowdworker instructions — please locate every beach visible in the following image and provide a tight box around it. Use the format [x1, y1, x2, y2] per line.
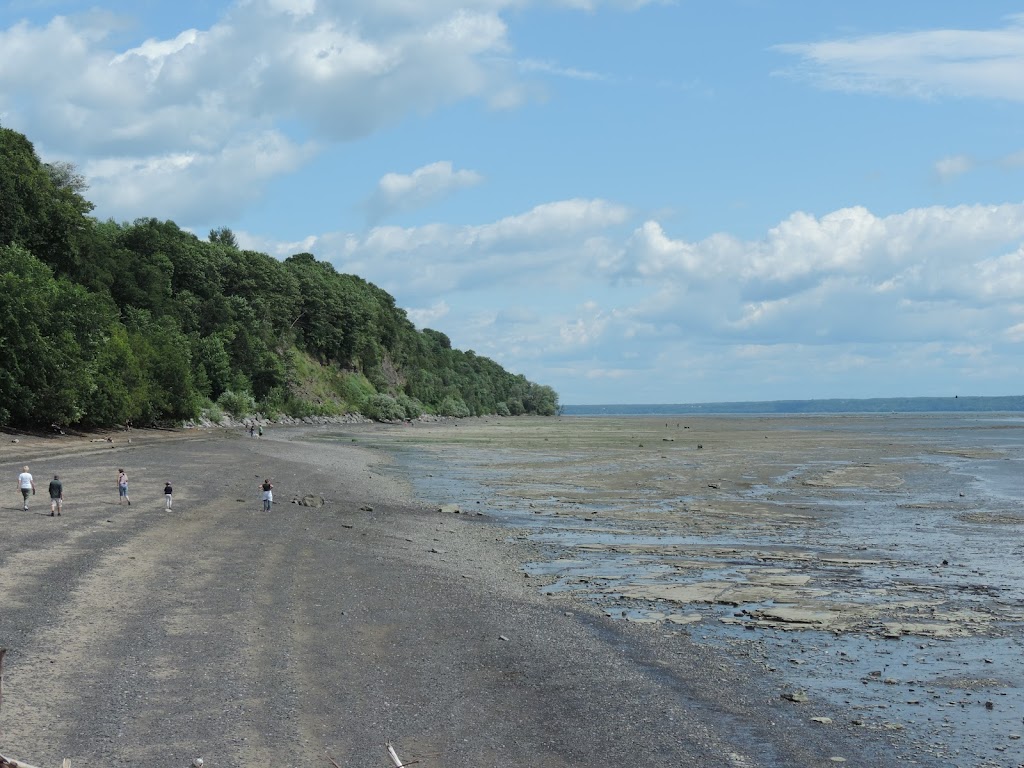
[339, 413, 1024, 767]
[0, 418, 1004, 767]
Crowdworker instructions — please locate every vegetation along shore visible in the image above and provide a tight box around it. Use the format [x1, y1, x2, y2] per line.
[0, 125, 558, 432]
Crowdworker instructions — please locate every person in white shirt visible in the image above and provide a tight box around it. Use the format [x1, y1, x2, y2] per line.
[17, 466, 35, 511]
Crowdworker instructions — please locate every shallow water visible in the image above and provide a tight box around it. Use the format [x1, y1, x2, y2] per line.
[334, 414, 1024, 766]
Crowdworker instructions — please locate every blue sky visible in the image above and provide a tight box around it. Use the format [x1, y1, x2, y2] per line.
[3, 1, 1024, 404]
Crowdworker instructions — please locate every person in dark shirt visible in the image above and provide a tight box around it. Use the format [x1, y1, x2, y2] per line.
[118, 469, 130, 505]
[164, 481, 173, 509]
[48, 475, 63, 516]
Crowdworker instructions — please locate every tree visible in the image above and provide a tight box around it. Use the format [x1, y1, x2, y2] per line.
[0, 244, 117, 426]
[0, 129, 94, 278]
[209, 226, 238, 248]
[0, 124, 561, 426]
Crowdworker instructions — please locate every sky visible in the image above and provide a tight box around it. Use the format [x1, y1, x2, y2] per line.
[3, 1, 1024, 405]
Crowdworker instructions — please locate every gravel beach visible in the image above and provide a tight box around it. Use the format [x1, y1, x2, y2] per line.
[0, 423, 912, 767]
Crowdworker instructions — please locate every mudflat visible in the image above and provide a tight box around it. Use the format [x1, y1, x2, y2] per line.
[0, 422, 921, 767]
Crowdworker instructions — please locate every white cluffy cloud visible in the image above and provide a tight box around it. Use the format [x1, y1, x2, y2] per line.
[366, 161, 483, 223]
[0, 2, 517, 223]
[775, 14, 1024, 101]
[332, 197, 631, 297]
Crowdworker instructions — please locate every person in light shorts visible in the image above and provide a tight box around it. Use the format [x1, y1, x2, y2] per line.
[48, 475, 63, 516]
[118, 469, 130, 505]
[261, 479, 273, 511]
[18, 466, 35, 511]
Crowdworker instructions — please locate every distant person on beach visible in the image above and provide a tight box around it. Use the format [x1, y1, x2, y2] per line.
[17, 466, 35, 511]
[118, 469, 130, 505]
[258, 425, 263, 438]
[164, 481, 173, 509]
[261, 479, 273, 511]
[249, 425, 255, 438]
[48, 475, 63, 516]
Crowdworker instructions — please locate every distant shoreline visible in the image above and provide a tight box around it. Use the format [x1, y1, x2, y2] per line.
[562, 394, 1024, 415]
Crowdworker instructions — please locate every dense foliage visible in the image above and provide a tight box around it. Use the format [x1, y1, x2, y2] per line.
[0, 126, 559, 427]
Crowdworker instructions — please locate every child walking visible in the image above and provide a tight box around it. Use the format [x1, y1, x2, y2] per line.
[164, 481, 173, 509]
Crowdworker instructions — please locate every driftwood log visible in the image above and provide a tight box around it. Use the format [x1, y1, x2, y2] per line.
[0, 754, 49, 768]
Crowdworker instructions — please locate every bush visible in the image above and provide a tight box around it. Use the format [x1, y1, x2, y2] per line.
[216, 389, 257, 417]
[495, 402, 511, 417]
[201, 401, 225, 424]
[280, 395, 345, 418]
[363, 393, 405, 422]
[438, 395, 471, 418]
[396, 393, 424, 420]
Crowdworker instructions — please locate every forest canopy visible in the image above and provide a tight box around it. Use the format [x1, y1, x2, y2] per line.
[0, 126, 559, 428]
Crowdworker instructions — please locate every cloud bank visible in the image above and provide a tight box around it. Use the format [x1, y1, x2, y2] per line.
[775, 14, 1024, 101]
[239, 196, 1024, 400]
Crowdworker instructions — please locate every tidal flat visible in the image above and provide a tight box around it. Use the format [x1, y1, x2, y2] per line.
[343, 413, 1024, 767]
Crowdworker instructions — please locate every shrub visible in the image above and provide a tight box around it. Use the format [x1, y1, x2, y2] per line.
[217, 389, 257, 417]
[396, 393, 424, 420]
[201, 401, 225, 424]
[281, 395, 345, 418]
[438, 395, 471, 418]
[363, 393, 405, 422]
[495, 402, 511, 417]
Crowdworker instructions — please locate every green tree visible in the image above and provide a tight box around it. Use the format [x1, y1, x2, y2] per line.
[0, 244, 117, 426]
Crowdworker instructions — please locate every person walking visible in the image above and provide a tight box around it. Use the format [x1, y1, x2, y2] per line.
[261, 478, 273, 511]
[17, 466, 35, 511]
[258, 425, 263, 439]
[117, 469, 130, 505]
[48, 475, 63, 516]
[164, 481, 173, 509]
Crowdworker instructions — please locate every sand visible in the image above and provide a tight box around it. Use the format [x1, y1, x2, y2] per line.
[338, 414, 1024, 766]
[0, 421, 938, 767]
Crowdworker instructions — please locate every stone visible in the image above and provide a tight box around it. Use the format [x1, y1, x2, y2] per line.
[781, 690, 809, 703]
[300, 494, 325, 508]
[439, 504, 461, 514]
[666, 613, 702, 626]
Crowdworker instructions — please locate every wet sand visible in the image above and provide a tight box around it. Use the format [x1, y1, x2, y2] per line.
[0, 422, 915, 767]
[335, 414, 1024, 767]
